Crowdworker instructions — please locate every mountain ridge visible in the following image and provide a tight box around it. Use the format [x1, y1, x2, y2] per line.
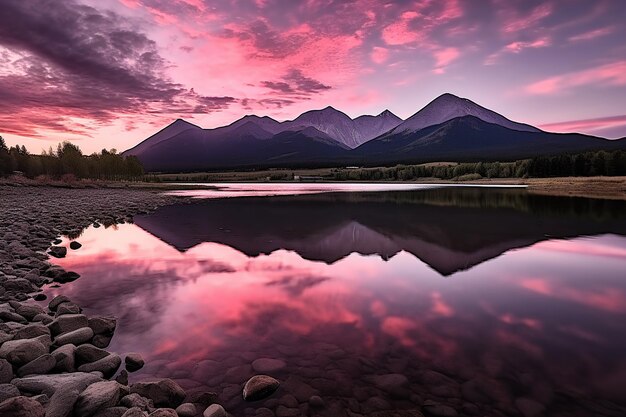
[123, 93, 626, 172]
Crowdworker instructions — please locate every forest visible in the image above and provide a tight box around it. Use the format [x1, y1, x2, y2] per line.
[0, 137, 144, 181]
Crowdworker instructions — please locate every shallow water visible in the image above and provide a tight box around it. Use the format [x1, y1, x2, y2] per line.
[47, 186, 626, 417]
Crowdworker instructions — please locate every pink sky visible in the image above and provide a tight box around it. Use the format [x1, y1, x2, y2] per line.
[1, 0, 625, 153]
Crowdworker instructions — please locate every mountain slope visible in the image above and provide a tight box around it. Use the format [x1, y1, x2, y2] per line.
[355, 115, 624, 163]
[124, 119, 201, 156]
[386, 93, 540, 136]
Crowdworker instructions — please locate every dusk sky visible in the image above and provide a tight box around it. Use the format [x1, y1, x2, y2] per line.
[1, 0, 625, 153]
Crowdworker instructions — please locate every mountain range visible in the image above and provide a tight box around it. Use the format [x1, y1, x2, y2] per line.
[123, 93, 626, 171]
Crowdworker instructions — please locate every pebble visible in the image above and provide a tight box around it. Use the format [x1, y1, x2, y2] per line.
[203, 404, 227, 417]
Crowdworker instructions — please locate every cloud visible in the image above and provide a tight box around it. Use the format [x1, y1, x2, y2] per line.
[539, 115, 626, 134]
[433, 47, 460, 74]
[525, 61, 626, 95]
[485, 37, 551, 65]
[0, 0, 235, 137]
[568, 27, 615, 42]
[370, 47, 389, 64]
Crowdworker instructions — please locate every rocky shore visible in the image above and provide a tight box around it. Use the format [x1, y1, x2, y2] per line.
[0, 186, 266, 416]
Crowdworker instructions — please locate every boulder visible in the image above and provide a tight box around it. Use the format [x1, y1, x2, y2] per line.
[203, 404, 227, 417]
[0, 395, 45, 417]
[0, 383, 20, 402]
[48, 295, 71, 311]
[17, 354, 56, 377]
[48, 246, 67, 258]
[0, 359, 13, 384]
[130, 379, 186, 408]
[76, 344, 110, 363]
[70, 241, 82, 250]
[13, 323, 50, 340]
[77, 354, 121, 378]
[88, 317, 117, 335]
[54, 327, 94, 346]
[15, 304, 45, 321]
[55, 272, 81, 284]
[92, 335, 113, 349]
[148, 409, 177, 417]
[51, 343, 76, 372]
[125, 353, 144, 372]
[46, 387, 81, 417]
[243, 375, 280, 401]
[119, 393, 152, 411]
[0, 339, 47, 367]
[74, 381, 120, 417]
[93, 407, 129, 417]
[48, 314, 89, 336]
[32, 313, 54, 325]
[11, 372, 102, 397]
[175, 403, 196, 417]
[55, 302, 82, 316]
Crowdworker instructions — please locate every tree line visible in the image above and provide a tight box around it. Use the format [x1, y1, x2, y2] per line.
[0, 137, 144, 181]
[330, 150, 626, 181]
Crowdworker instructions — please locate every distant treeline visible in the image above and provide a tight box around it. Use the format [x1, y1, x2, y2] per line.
[0, 137, 143, 181]
[330, 150, 626, 181]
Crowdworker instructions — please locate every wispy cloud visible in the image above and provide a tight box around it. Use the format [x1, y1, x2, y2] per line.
[525, 61, 626, 95]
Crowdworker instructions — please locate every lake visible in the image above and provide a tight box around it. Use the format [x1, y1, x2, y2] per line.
[46, 184, 626, 417]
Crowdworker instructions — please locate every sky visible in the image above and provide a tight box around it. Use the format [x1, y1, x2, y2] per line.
[1, 0, 625, 154]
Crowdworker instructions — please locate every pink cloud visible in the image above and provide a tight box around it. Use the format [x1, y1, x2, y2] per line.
[370, 46, 389, 64]
[569, 27, 615, 42]
[526, 61, 626, 95]
[433, 47, 460, 74]
[539, 115, 626, 134]
[499, 2, 553, 34]
[381, 12, 422, 45]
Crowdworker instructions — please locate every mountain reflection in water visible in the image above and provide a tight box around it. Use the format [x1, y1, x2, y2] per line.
[46, 187, 626, 417]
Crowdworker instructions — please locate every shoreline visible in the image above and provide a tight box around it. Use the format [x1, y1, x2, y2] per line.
[3, 175, 626, 201]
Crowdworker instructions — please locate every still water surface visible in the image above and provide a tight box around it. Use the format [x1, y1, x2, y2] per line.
[48, 185, 626, 417]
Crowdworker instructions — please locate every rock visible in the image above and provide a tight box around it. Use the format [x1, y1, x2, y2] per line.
[76, 344, 110, 363]
[93, 407, 130, 417]
[371, 373, 409, 391]
[120, 393, 153, 411]
[423, 401, 458, 417]
[0, 309, 28, 323]
[33, 294, 47, 301]
[0, 359, 13, 384]
[92, 334, 113, 349]
[70, 241, 82, 250]
[56, 302, 82, 316]
[0, 339, 47, 367]
[308, 395, 324, 407]
[176, 403, 196, 417]
[515, 397, 546, 417]
[54, 327, 94, 346]
[49, 314, 89, 335]
[12, 372, 102, 397]
[243, 375, 280, 401]
[13, 323, 50, 340]
[51, 343, 76, 372]
[2, 278, 35, 293]
[275, 405, 299, 417]
[0, 395, 45, 417]
[116, 370, 129, 386]
[49, 295, 72, 311]
[47, 387, 81, 417]
[0, 383, 20, 402]
[17, 354, 56, 377]
[55, 271, 81, 284]
[74, 381, 120, 417]
[32, 313, 53, 325]
[15, 304, 45, 320]
[369, 411, 425, 417]
[48, 246, 67, 258]
[149, 409, 177, 417]
[252, 358, 287, 373]
[125, 353, 144, 372]
[89, 317, 117, 335]
[77, 354, 121, 378]
[121, 407, 147, 417]
[130, 379, 186, 408]
[203, 404, 227, 417]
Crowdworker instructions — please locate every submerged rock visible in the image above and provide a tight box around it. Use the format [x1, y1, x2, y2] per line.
[243, 375, 280, 401]
[130, 379, 186, 408]
[203, 404, 227, 417]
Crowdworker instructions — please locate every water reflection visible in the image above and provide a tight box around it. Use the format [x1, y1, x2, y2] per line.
[47, 188, 626, 417]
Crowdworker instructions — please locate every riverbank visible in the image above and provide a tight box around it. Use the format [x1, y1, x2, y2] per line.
[0, 187, 245, 417]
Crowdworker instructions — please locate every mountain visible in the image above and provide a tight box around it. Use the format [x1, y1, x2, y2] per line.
[123, 93, 626, 171]
[386, 93, 540, 135]
[354, 115, 625, 164]
[124, 119, 201, 156]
